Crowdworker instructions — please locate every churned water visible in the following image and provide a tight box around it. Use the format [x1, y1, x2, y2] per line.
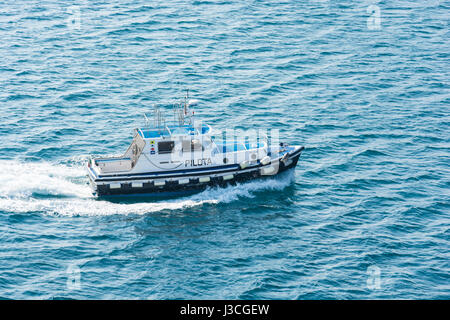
[0, 0, 449, 299]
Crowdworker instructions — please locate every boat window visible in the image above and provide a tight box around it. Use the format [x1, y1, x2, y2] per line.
[191, 139, 203, 152]
[182, 140, 191, 152]
[158, 141, 175, 154]
[182, 139, 204, 152]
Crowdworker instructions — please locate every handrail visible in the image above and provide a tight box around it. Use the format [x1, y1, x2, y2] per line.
[165, 125, 172, 136]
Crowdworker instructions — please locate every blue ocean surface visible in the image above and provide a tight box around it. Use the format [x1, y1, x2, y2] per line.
[0, 0, 449, 299]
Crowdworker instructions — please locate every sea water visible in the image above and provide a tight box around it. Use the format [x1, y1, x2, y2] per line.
[0, 0, 448, 299]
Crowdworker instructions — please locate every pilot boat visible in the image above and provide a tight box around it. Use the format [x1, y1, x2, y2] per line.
[87, 95, 304, 197]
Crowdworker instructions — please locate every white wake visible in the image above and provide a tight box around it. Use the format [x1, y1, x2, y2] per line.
[0, 160, 294, 216]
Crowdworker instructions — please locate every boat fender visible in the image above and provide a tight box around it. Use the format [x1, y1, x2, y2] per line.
[262, 166, 276, 175]
[132, 182, 143, 188]
[261, 156, 271, 166]
[240, 161, 249, 169]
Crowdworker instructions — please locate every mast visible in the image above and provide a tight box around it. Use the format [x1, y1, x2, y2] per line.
[184, 89, 188, 116]
[184, 89, 195, 125]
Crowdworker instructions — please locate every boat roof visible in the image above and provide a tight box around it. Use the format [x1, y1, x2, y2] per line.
[138, 124, 211, 139]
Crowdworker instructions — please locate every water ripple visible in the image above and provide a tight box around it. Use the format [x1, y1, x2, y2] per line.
[0, 0, 448, 299]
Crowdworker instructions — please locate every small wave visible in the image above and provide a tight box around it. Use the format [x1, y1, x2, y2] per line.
[61, 90, 96, 101]
[7, 94, 37, 101]
[0, 160, 295, 217]
[352, 149, 388, 158]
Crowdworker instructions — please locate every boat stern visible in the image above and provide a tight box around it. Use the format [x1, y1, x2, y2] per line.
[86, 157, 99, 195]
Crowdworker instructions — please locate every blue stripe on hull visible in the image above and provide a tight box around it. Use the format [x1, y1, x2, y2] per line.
[96, 163, 240, 179]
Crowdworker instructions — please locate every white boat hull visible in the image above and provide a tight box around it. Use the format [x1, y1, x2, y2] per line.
[87, 146, 304, 197]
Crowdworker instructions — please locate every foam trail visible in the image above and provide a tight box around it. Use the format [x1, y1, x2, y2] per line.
[0, 160, 90, 198]
[0, 160, 295, 216]
[189, 170, 296, 204]
[0, 198, 218, 216]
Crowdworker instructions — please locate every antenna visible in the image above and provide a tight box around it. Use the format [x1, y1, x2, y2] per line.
[158, 110, 161, 133]
[178, 106, 184, 126]
[144, 113, 150, 131]
[163, 118, 166, 137]
[184, 90, 187, 116]
[173, 103, 176, 124]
